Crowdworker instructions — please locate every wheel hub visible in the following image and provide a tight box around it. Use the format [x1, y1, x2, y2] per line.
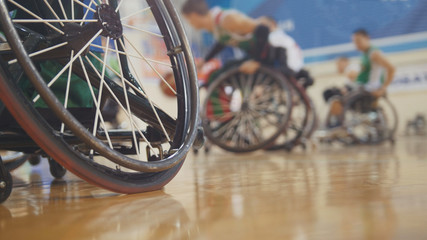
[95, 4, 123, 40]
[241, 102, 250, 111]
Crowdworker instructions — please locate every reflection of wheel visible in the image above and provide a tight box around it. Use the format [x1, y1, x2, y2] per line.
[0, 170, 12, 204]
[342, 92, 398, 145]
[48, 158, 67, 179]
[266, 78, 309, 151]
[0, 0, 199, 193]
[202, 67, 292, 153]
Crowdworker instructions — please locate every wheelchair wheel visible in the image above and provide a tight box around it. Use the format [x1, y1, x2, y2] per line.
[201, 67, 292, 153]
[0, 0, 199, 193]
[303, 99, 318, 140]
[265, 78, 310, 152]
[48, 158, 67, 179]
[0, 157, 12, 204]
[342, 92, 398, 145]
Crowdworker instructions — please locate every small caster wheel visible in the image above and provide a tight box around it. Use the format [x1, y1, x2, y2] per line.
[0, 171, 12, 204]
[300, 142, 307, 151]
[204, 145, 210, 154]
[193, 148, 199, 155]
[193, 127, 205, 150]
[48, 158, 66, 179]
[28, 154, 41, 166]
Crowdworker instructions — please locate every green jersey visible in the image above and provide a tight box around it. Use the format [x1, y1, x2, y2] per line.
[356, 46, 385, 92]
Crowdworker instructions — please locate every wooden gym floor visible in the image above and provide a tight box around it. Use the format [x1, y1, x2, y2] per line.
[1, 136, 427, 240]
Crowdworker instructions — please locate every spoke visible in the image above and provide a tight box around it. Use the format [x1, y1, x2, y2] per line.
[87, 51, 150, 99]
[243, 74, 255, 101]
[208, 96, 232, 107]
[237, 115, 247, 148]
[8, 41, 69, 64]
[209, 111, 236, 122]
[84, 55, 159, 157]
[230, 119, 241, 146]
[122, 24, 163, 38]
[12, 19, 98, 23]
[115, 0, 124, 12]
[113, 41, 141, 158]
[120, 7, 151, 21]
[248, 109, 278, 126]
[81, 0, 98, 26]
[71, 0, 75, 20]
[78, 56, 113, 149]
[247, 119, 262, 145]
[33, 30, 103, 103]
[244, 115, 256, 147]
[212, 114, 241, 139]
[8, 0, 64, 34]
[73, 0, 96, 13]
[230, 76, 241, 93]
[92, 36, 111, 139]
[123, 35, 176, 95]
[60, 50, 74, 134]
[58, 0, 68, 20]
[90, 43, 172, 67]
[220, 116, 240, 143]
[119, 39, 171, 142]
[43, 0, 65, 27]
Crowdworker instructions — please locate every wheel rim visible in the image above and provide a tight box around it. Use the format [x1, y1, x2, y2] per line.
[202, 67, 292, 152]
[0, 0, 199, 172]
[267, 81, 310, 150]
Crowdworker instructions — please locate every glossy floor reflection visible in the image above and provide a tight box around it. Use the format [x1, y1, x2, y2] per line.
[1, 137, 427, 240]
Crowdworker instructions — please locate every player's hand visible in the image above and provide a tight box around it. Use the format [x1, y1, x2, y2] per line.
[372, 87, 386, 98]
[239, 60, 261, 75]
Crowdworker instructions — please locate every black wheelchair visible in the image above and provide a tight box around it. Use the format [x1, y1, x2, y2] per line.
[320, 89, 398, 145]
[0, 0, 200, 203]
[200, 66, 293, 153]
[197, 63, 316, 153]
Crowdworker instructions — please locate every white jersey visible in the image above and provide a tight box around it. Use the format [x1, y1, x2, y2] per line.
[344, 63, 360, 86]
[268, 29, 304, 72]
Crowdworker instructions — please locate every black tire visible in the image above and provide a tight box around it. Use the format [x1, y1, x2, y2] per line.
[0, 0, 198, 193]
[201, 66, 293, 153]
[266, 78, 310, 151]
[0, 170, 12, 204]
[48, 158, 67, 179]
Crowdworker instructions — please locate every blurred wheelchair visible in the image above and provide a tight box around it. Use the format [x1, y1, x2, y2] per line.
[265, 74, 317, 152]
[0, 0, 200, 203]
[319, 90, 398, 145]
[200, 66, 293, 153]
[196, 61, 317, 153]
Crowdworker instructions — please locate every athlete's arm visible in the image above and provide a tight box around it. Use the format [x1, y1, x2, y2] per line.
[220, 12, 271, 74]
[371, 51, 395, 97]
[221, 12, 258, 35]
